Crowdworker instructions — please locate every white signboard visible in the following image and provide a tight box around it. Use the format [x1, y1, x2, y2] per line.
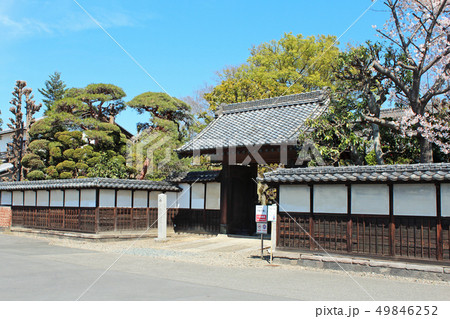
[256, 222, 268, 234]
[255, 205, 268, 222]
[268, 204, 277, 222]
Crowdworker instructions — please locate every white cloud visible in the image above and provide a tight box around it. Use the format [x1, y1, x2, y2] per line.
[0, 2, 135, 39]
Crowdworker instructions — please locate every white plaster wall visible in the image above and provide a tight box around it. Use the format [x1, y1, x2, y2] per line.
[37, 190, 49, 206]
[166, 192, 178, 209]
[441, 183, 450, 217]
[12, 191, 24, 206]
[191, 183, 205, 209]
[24, 191, 36, 206]
[206, 182, 221, 210]
[1, 191, 12, 206]
[394, 184, 436, 216]
[80, 189, 96, 207]
[351, 184, 389, 215]
[279, 185, 310, 212]
[50, 190, 64, 207]
[117, 190, 132, 208]
[149, 191, 161, 208]
[64, 189, 79, 207]
[178, 183, 190, 209]
[99, 189, 115, 208]
[313, 184, 347, 214]
[0, 131, 13, 153]
[133, 191, 148, 208]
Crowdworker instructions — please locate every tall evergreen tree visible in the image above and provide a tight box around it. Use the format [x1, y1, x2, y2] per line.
[38, 71, 67, 113]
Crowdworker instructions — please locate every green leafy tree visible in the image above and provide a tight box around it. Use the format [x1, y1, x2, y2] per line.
[60, 83, 126, 124]
[23, 83, 132, 180]
[205, 33, 340, 110]
[38, 71, 67, 113]
[127, 92, 193, 179]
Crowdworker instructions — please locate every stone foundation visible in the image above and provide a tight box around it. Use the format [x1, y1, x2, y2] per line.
[274, 251, 450, 281]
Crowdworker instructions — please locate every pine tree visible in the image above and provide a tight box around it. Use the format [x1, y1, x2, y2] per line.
[38, 71, 67, 113]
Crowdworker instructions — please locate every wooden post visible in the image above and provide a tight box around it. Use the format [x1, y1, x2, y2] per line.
[131, 190, 135, 230]
[389, 184, 395, 256]
[219, 160, 230, 234]
[309, 184, 314, 250]
[347, 184, 352, 252]
[78, 189, 81, 231]
[146, 191, 150, 228]
[114, 189, 118, 231]
[62, 189, 65, 230]
[95, 189, 100, 233]
[436, 183, 443, 261]
[203, 183, 207, 231]
[48, 190, 51, 228]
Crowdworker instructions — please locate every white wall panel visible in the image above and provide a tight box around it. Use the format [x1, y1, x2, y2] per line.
[206, 183, 221, 210]
[64, 189, 79, 207]
[313, 185, 347, 214]
[36, 191, 49, 206]
[50, 190, 63, 207]
[166, 192, 178, 209]
[441, 184, 450, 217]
[351, 184, 389, 215]
[149, 191, 161, 208]
[117, 190, 132, 208]
[1, 191, 12, 206]
[133, 191, 148, 208]
[24, 191, 36, 206]
[279, 185, 310, 212]
[394, 184, 436, 216]
[12, 191, 24, 206]
[99, 189, 115, 208]
[178, 183, 190, 209]
[80, 189, 96, 207]
[191, 183, 205, 209]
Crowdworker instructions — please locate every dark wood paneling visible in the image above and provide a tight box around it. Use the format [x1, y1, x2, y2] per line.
[277, 211, 449, 262]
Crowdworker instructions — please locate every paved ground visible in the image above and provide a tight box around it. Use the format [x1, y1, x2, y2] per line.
[1, 233, 450, 301]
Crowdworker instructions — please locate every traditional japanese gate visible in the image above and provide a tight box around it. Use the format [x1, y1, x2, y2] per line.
[177, 90, 330, 234]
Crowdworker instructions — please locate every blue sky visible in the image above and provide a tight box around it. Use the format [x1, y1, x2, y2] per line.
[0, 0, 390, 135]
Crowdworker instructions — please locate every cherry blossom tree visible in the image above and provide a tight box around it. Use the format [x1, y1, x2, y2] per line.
[369, 0, 450, 162]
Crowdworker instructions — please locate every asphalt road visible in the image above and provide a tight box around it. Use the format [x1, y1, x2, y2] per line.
[0, 233, 449, 301]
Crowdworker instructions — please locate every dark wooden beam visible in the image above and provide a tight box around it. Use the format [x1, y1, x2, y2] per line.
[389, 183, 395, 256]
[346, 184, 352, 252]
[436, 183, 443, 261]
[309, 184, 314, 250]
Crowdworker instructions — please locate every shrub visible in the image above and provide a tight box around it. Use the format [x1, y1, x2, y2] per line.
[59, 172, 73, 179]
[46, 166, 59, 179]
[56, 160, 76, 172]
[27, 170, 45, 180]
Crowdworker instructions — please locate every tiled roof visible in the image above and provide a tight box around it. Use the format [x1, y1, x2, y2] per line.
[167, 170, 221, 183]
[380, 108, 405, 119]
[0, 178, 180, 191]
[261, 163, 450, 183]
[178, 90, 329, 154]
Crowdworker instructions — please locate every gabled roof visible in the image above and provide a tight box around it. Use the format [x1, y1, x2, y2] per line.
[261, 163, 450, 184]
[167, 170, 221, 183]
[0, 178, 180, 191]
[178, 90, 329, 154]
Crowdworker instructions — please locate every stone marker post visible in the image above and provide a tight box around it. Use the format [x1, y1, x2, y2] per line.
[158, 193, 167, 240]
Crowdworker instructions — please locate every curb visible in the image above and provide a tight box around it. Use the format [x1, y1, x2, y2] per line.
[9, 227, 162, 241]
[273, 251, 450, 282]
